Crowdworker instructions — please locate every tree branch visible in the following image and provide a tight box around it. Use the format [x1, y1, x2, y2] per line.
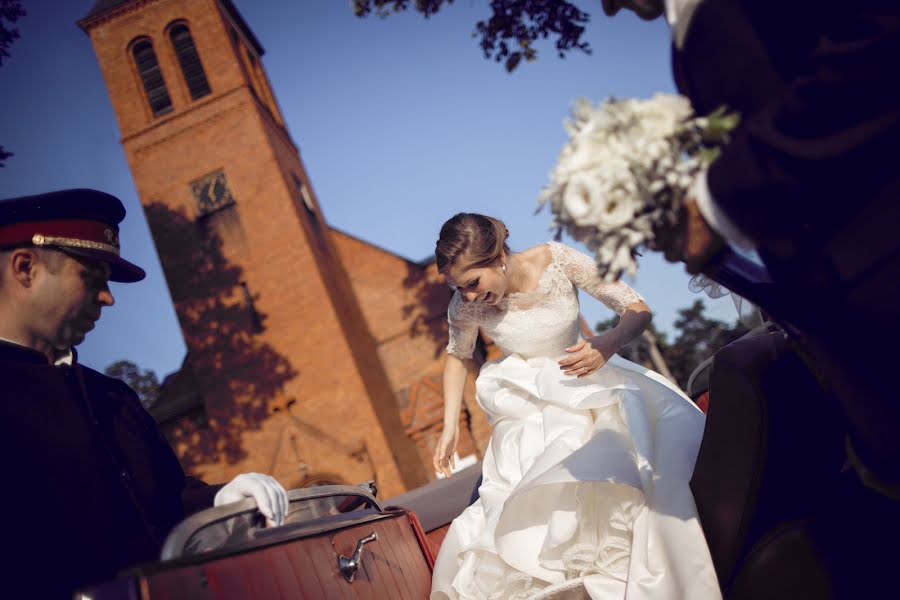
[353, 0, 591, 72]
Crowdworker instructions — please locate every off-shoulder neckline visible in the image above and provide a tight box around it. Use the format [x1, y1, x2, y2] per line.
[503, 242, 559, 299]
[451, 242, 564, 308]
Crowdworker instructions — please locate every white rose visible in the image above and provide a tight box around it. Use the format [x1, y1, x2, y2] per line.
[592, 186, 639, 230]
[556, 138, 605, 179]
[561, 171, 603, 224]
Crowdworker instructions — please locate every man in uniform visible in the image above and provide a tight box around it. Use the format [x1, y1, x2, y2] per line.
[0, 188, 288, 597]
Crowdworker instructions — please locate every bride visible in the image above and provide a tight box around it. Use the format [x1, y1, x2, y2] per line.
[430, 213, 720, 600]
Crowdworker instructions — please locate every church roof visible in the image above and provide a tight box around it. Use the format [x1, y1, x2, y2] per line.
[329, 225, 436, 267]
[82, 0, 123, 19]
[82, 0, 130, 20]
[79, 0, 265, 56]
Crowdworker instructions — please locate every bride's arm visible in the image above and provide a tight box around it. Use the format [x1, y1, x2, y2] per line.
[595, 300, 652, 350]
[552, 242, 652, 376]
[435, 291, 478, 476]
[435, 354, 468, 477]
[562, 302, 652, 377]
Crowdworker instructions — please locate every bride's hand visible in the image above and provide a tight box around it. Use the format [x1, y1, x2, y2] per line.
[560, 335, 617, 378]
[433, 425, 459, 478]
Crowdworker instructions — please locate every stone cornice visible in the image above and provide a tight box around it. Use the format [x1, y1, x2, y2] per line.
[126, 85, 249, 157]
[124, 85, 297, 160]
[77, 0, 157, 33]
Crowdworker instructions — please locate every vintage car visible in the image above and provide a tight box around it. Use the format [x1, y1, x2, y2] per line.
[683, 252, 850, 598]
[77, 481, 435, 599]
[77, 251, 853, 599]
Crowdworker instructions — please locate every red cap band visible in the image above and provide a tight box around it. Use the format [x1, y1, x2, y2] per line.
[0, 219, 120, 252]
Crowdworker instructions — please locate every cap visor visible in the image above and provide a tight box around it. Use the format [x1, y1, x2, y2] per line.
[59, 247, 146, 283]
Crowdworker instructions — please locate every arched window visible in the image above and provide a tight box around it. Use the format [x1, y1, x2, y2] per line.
[169, 23, 211, 100]
[132, 39, 172, 117]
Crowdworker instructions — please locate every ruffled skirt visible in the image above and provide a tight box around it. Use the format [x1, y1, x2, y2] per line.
[430, 353, 721, 600]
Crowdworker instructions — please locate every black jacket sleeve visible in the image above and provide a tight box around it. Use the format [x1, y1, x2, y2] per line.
[705, 1, 900, 248]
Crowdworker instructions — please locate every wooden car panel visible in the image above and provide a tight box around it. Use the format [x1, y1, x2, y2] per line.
[135, 510, 431, 599]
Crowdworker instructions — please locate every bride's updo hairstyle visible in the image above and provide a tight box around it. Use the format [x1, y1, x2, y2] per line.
[435, 213, 510, 274]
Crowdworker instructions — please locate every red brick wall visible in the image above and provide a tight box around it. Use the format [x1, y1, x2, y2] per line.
[331, 231, 493, 462]
[82, 0, 430, 497]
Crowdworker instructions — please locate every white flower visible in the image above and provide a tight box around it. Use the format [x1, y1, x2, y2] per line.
[555, 138, 605, 179]
[612, 243, 637, 278]
[561, 171, 602, 223]
[554, 157, 640, 230]
[540, 93, 736, 281]
[595, 187, 639, 230]
[648, 179, 667, 194]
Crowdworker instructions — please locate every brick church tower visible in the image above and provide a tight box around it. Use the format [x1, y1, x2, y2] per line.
[77, 0, 457, 496]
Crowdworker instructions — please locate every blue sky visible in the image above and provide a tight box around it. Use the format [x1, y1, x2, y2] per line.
[0, 1, 740, 378]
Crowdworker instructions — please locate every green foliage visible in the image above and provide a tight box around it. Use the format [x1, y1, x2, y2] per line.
[105, 360, 161, 410]
[352, 0, 449, 18]
[703, 105, 742, 141]
[598, 299, 749, 390]
[0, 0, 24, 66]
[352, 0, 591, 72]
[0, 0, 25, 168]
[666, 300, 748, 388]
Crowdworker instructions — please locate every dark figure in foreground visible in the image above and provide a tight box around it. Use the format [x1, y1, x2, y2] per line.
[604, 1, 900, 597]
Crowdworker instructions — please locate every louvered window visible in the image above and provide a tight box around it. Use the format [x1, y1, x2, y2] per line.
[132, 40, 172, 117]
[170, 24, 211, 100]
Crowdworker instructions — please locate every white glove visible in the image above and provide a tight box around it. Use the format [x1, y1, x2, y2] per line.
[214, 473, 288, 527]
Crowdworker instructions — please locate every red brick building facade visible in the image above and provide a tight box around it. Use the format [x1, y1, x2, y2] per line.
[79, 0, 490, 497]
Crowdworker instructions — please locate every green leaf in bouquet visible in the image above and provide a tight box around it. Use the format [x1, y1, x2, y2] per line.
[696, 146, 722, 165]
[701, 105, 741, 143]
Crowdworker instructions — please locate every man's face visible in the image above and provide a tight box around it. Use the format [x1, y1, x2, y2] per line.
[601, 0, 665, 20]
[30, 252, 115, 350]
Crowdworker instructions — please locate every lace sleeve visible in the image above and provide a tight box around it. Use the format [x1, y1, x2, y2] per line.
[549, 242, 645, 315]
[446, 291, 479, 360]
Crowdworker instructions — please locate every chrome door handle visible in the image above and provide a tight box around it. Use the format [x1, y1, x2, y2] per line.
[338, 532, 378, 582]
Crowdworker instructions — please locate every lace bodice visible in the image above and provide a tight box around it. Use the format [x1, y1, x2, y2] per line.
[446, 242, 644, 360]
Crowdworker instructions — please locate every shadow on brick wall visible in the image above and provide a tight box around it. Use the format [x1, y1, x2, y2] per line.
[145, 202, 297, 470]
[401, 261, 452, 359]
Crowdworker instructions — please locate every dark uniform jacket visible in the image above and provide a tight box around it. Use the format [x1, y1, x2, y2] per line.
[673, 0, 900, 285]
[0, 341, 219, 598]
[672, 3, 900, 594]
[673, 0, 900, 476]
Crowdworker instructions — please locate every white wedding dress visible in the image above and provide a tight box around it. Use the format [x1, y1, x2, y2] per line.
[430, 242, 721, 600]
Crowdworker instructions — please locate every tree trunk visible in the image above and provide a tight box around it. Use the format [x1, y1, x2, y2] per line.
[641, 330, 677, 386]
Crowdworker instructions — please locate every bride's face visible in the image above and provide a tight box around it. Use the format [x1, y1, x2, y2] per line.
[446, 257, 508, 305]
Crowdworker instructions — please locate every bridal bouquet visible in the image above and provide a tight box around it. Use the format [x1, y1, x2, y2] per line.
[538, 93, 739, 281]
